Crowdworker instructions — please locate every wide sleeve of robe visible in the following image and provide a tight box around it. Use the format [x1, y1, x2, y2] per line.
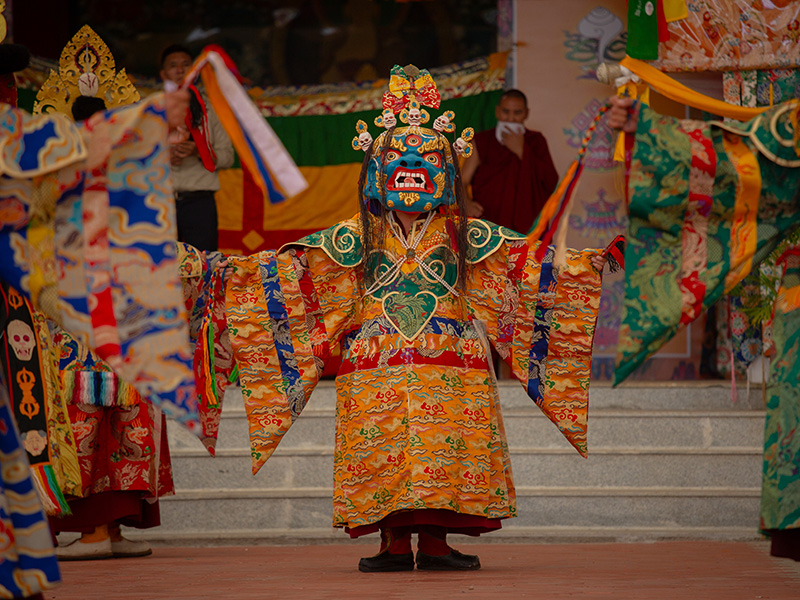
[224, 229, 360, 473]
[464, 221, 603, 457]
[0, 98, 197, 431]
[616, 102, 800, 384]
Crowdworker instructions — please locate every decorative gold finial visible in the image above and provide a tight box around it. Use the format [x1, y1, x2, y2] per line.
[33, 24, 140, 116]
[402, 65, 420, 79]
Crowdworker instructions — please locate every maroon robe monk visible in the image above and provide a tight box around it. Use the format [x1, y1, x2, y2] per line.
[462, 89, 559, 234]
[469, 128, 558, 234]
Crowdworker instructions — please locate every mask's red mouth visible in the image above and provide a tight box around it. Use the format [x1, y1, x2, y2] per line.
[386, 168, 433, 193]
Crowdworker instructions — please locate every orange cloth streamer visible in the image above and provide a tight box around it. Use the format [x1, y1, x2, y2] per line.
[620, 56, 770, 121]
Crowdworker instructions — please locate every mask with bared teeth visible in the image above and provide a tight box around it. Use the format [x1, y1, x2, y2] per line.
[353, 64, 473, 214]
[363, 126, 456, 213]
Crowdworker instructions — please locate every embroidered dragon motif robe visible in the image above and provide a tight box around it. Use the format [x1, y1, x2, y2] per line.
[223, 213, 603, 530]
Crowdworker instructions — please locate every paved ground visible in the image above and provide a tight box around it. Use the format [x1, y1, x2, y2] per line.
[48, 541, 800, 600]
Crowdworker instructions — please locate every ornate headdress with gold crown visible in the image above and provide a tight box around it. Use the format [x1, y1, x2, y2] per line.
[33, 25, 139, 116]
[352, 64, 475, 213]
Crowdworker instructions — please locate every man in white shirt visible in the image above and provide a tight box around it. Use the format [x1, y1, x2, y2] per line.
[160, 44, 234, 251]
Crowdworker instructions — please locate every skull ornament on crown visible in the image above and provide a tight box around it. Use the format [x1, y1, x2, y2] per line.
[353, 65, 474, 213]
[7, 319, 35, 361]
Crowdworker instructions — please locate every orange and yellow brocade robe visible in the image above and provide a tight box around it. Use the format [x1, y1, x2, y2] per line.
[224, 214, 603, 530]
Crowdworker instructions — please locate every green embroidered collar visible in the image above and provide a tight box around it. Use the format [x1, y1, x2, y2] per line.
[283, 214, 525, 268]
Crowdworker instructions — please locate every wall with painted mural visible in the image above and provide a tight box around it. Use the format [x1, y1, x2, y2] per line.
[516, 0, 703, 381]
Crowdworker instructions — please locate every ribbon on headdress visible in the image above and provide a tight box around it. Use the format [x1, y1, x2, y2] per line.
[382, 65, 441, 114]
[183, 45, 307, 203]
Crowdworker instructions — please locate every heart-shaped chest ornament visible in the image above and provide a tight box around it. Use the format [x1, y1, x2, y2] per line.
[381, 290, 439, 341]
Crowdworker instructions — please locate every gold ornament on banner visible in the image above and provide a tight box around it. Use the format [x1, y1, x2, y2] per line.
[7, 287, 23, 311]
[17, 369, 40, 420]
[33, 24, 140, 116]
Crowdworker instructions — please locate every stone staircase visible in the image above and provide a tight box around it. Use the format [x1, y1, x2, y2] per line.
[144, 381, 767, 545]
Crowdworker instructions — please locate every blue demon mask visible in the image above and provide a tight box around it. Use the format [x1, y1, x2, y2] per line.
[363, 126, 456, 213]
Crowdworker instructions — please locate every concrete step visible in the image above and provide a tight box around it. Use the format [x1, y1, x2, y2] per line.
[582, 381, 765, 411]
[168, 447, 762, 490]
[209, 380, 767, 414]
[126, 525, 762, 546]
[156, 382, 768, 543]
[169, 408, 766, 453]
[152, 488, 760, 532]
[168, 385, 766, 453]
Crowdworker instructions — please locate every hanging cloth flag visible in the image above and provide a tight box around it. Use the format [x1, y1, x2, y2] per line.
[627, 0, 660, 60]
[656, 0, 669, 42]
[183, 45, 308, 203]
[0, 283, 76, 516]
[663, 0, 688, 22]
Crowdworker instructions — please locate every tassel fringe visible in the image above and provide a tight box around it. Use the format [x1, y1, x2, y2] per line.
[196, 312, 219, 409]
[61, 370, 138, 408]
[31, 463, 71, 517]
[195, 266, 229, 411]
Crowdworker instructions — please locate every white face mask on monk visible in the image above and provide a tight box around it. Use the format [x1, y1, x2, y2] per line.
[495, 121, 525, 144]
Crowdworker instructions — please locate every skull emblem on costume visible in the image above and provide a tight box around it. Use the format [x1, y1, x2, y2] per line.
[433, 110, 456, 134]
[358, 132, 373, 151]
[453, 138, 469, 155]
[407, 107, 422, 127]
[374, 109, 397, 130]
[8, 320, 35, 361]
